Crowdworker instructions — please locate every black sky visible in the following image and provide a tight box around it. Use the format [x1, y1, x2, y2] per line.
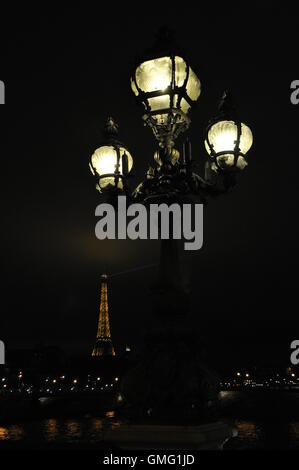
[0, 2, 298, 368]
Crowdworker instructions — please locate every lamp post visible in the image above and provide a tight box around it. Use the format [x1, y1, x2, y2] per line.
[89, 29, 253, 421]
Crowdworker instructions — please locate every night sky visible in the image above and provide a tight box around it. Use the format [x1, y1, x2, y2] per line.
[1, 3, 298, 369]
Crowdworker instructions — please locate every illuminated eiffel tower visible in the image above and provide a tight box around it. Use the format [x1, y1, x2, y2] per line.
[92, 274, 116, 357]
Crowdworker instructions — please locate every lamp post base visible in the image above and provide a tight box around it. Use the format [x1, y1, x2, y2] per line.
[120, 322, 220, 423]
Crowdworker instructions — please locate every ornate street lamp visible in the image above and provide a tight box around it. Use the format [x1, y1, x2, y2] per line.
[90, 32, 253, 201]
[204, 91, 253, 172]
[88, 29, 254, 422]
[89, 117, 133, 194]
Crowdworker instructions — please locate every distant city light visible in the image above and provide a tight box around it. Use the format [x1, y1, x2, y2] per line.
[1, 363, 298, 399]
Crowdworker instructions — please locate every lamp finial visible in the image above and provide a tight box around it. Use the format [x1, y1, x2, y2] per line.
[104, 117, 119, 138]
[218, 90, 237, 120]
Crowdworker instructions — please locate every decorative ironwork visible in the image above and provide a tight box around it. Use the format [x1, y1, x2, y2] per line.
[132, 141, 212, 204]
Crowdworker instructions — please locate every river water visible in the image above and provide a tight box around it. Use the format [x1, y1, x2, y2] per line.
[0, 391, 298, 450]
[219, 390, 299, 449]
